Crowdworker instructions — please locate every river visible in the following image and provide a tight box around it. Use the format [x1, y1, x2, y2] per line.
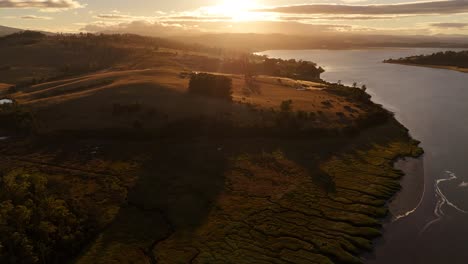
[259, 48, 468, 264]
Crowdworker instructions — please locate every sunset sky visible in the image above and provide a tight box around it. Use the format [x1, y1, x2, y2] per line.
[1, 0, 468, 35]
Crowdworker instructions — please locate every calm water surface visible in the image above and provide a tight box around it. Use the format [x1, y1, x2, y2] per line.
[260, 48, 468, 264]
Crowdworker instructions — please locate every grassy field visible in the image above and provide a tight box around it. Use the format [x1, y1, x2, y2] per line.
[4, 68, 365, 133]
[0, 33, 422, 264]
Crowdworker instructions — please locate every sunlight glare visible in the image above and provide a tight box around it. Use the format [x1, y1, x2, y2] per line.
[211, 0, 260, 21]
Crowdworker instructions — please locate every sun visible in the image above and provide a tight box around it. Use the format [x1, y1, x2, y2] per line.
[211, 0, 260, 21]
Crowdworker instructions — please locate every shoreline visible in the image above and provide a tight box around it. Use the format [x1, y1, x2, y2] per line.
[257, 50, 426, 262]
[255, 46, 468, 53]
[363, 156, 426, 263]
[389, 157, 426, 221]
[384, 61, 468, 73]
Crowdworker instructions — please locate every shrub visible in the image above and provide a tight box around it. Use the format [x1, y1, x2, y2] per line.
[0, 103, 37, 135]
[188, 73, 233, 101]
[296, 110, 308, 120]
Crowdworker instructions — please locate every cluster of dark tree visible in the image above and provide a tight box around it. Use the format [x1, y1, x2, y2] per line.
[0, 170, 84, 264]
[2, 36, 131, 90]
[52, 32, 226, 57]
[188, 73, 233, 101]
[0, 31, 224, 56]
[325, 83, 372, 102]
[191, 55, 325, 81]
[325, 82, 393, 129]
[256, 57, 325, 81]
[0, 32, 236, 89]
[0, 31, 46, 46]
[53, 39, 130, 72]
[384, 50, 468, 68]
[0, 103, 36, 135]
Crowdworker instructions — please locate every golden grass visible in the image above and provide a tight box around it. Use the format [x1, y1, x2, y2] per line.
[6, 67, 364, 132]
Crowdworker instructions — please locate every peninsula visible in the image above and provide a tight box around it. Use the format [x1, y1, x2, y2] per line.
[0, 32, 422, 264]
[384, 50, 468, 73]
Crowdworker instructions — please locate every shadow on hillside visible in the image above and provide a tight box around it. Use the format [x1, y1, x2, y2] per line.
[128, 139, 228, 230]
[30, 77, 261, 133]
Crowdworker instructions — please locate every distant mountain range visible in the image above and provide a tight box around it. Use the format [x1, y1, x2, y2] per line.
[173, 33, 468, 52]
[2, 24, 468, 51]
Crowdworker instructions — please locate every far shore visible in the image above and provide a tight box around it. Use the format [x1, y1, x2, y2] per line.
[385, 61, 468, 73]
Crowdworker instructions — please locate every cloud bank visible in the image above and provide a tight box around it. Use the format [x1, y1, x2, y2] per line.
[430, 22, 468, 28]
[0, 0, 83, 10]
[259, 0, 468, 15]
[20, 15, 52, 19]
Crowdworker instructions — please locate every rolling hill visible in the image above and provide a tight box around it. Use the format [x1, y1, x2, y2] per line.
[0, 25, 21, 36]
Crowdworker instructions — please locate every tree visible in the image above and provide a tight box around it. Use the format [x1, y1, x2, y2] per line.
[280, 100, 293, 112]
[0, 170, 81, 264]
[361, 84, 367, 92]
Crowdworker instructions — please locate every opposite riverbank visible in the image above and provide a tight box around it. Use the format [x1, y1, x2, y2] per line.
[384, 61, 468, 73]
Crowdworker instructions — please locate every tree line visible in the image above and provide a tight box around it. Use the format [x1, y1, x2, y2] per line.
[384, 50, 468, 68]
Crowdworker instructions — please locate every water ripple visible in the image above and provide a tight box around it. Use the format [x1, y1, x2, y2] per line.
[421, 171, 467, 234]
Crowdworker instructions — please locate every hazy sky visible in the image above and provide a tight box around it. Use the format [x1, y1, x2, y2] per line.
[1, 0, 468, 35]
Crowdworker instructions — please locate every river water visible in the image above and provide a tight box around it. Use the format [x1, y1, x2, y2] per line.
[259, 48, 468, 264]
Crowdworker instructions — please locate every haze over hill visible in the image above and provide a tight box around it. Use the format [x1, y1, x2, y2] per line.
[173, 32, 468, 51]
[3, 0, 468, 50]
[3, 24, 468, 51]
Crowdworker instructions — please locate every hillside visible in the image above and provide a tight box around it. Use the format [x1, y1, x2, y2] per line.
[0, 25, 21, 36]
[0, 33, 422, 264]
